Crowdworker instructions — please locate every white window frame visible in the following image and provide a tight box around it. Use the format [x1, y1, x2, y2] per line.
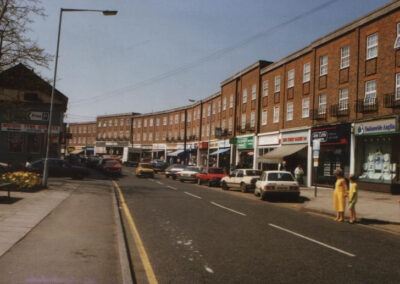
[263, 80, 269, 97]
[318, 93, 327, 114]
[251, 84, 257, 100]
[338, 88, 349, 111]
[221, 119, 226, 129]
[395, 23, 400, 49]
[303, 63, 310, 83]
[340, 45, 350, 69]
[242, 89, 247, 104]
[302, 98, 309, 118]
[143, 119, 147, 127]
[156, 118, 160, 126]
[187, 112, 192, 122]
[175, 114, 179, 124]
[261, 110, 267, 126]
[223, 98, 227, 110]
[366, 33, 378, 60]
[241, 114, 246, 129]
[273, 107, 279, 123]
[287, 69, 295, 88]
[320, 55, 328, 76]
[228, 118, 233, 132]
[396, 73, 400, 101]
[149, 118, 153, 127]
[274, 76, 280, 93]
[212, 103, 216, 115]
[208, 105, 211, 117]
[364, 80, 376, 106]
[286, 102, 293, 121]
[181, 113, 185, 122]
[163, 117, 167, 126]
[229, 95, 233, 108]
[250, 111, 255, 127]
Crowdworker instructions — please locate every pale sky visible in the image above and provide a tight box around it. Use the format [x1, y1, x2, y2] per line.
[31, 0, 391, 122]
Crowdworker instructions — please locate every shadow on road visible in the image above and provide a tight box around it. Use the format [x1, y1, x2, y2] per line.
[0, 196, 23, 204]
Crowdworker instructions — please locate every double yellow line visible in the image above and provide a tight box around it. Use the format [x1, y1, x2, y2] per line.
[113, 181, 158, 284]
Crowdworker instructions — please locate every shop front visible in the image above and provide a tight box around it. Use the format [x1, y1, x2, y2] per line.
[186, 142, 198, 165]
[257, 132, 280, 171]
[230, 135, 254, 169]
[312, 123, 351, 187]
[197, 142, 208, 166]
[354, 118, 400, 193]
[152, 144, 167, 161]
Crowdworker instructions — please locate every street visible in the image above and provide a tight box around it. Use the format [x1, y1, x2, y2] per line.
[116, 169, 400, 283]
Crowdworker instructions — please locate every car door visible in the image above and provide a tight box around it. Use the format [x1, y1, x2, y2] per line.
[234, 170, 244, 187]
[226, 170, 236, 187]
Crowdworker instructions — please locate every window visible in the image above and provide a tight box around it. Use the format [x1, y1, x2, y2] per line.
[169, 116, 173, 125]
[156, 132, 159, 141]
[241, 114, 246, 129]
[149, 133, 153, 141]
[274, 76, 280, 93]
[156, 118, 160, 126]
[143, 119, 147, 127]
[221, 120, 226, 129]
[211, 125, 215, 136]
[287, 69, 294, 88]
[250, 112, 255, 127]
[207, 105, 211, 116]
[114, 120, 118, 126]
[396, 73, 400, 100]
[143, 133, 147, 141]
[126, 119, 130, 126]
[212, 103, 216, 115]
[273, 107, 279, 123]
[302, 98, 310, 118]
[163, 117, 167, 126]
[218, 101, 221, 112]
[338, 88, 349, 110]
[320, 55, 328, 76]
[120, 119, 124, 126]
[366, 33, 378, 60]
[181, 113, 185, 122]
[187, 112, 192, 122]
[223, 98, 227, 110]
[340, 46, 350, 69]
[364, 80, 376, 106]
[228, 118, 233, 132]
[242, 89, 247, 104]
[303, 62, 310, 83]
[251, 85, 256, 100]
[175, 114, 179, 124]
[395, 23, 400, 49]
[287, 102, 293, 121]
[193, 110, 196, 120]
[98, 122, 101, 127]
[149, 119, 153, 127]
[138, 120, 142, 128]
[261, 110, 267, 125]
[263, 81, 269, 97]
[206, 125, 210, 137]
[318, 93, 327, 114]
[229, 95, 233, 108]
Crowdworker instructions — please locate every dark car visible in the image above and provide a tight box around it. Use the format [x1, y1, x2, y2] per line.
[124, 160, 139, 167]
[102, 160, 122, 176]
[27, 158, 90, 179]
[151, 160, 168, 173]
[86, 156, 100, 168]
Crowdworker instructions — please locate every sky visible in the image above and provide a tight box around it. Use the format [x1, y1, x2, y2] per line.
[29, 0, 392, 122]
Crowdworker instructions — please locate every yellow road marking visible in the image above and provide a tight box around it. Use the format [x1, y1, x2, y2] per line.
[113, 181, 158, 284]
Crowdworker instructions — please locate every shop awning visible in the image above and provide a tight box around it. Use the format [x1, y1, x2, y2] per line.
[70, 150, 84, 155]
[259, 144, 307, 163]
[167, 150, 184, 157]
[210, 148, 230, 156]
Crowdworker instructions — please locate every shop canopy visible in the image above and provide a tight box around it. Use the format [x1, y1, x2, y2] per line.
[167, 150, 184, 157]
[70, 149, 84, 155]
[259, 144, 307, 163]
[210, 148, 230, 156]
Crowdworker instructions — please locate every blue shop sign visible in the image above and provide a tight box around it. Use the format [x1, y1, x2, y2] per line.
[355, 118, 397, 136]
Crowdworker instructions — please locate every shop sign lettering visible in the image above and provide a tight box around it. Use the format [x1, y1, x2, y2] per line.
[312, 124, 350, 145]
[0, 123, 60, 133]
[235, 136, 254, 150]
[281, 131, 308, 145]
[355, 119, 397, 136]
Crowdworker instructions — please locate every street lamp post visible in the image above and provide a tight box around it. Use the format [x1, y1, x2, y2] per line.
[42, 8, 117, 187]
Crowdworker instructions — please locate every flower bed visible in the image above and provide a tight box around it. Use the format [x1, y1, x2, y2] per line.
[1, 171, 42, 189]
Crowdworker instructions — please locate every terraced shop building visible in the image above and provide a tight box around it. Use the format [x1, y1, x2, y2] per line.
[0, 64, 68, 167]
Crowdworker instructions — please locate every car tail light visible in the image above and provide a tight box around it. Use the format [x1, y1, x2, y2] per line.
[264, 185, 274, 190]
[191, 174, 196, 177]
[290, 186, 299, 191]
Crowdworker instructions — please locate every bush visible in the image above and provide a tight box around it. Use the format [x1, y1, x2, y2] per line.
[1, 171, 42, 189]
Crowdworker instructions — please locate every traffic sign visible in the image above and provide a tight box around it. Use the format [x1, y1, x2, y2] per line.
[28, 111, 49, 121]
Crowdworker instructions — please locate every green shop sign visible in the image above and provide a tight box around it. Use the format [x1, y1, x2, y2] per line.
[230, 136, 254, 150]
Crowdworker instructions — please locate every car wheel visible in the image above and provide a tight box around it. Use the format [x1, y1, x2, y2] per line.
[172, 175, 176, 180]
[197, 178, 201, 185]
[254, 187, 260, 196]
[259, 189, 265, 201]
[240, 182, 247, 193]
[221, 181, 228, 191]
[180, 179, 184, 183]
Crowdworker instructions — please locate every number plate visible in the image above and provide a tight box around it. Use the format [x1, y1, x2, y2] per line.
[276, 186, 288, 190]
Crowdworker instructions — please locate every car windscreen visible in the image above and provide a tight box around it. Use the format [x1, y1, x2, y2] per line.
[268, 173, 295, 181]
[246, 170, 261, 176]
[186, 167, 200, 172]
[209, 168, 224, 174]
[140, 164, 153, 169]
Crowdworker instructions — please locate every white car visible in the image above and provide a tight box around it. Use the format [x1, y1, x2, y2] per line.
[254, 171, 300, 200]
[221, 169, 262, 192]
[178, 166, 201, 183]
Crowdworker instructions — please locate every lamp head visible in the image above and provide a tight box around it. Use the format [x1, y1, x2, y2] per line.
[102, 10, 118, 16]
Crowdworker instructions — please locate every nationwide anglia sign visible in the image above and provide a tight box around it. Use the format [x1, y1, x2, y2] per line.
[355, 118, 397, 136]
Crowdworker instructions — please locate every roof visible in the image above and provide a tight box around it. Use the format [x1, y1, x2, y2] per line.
[97, 112, 139, 119]
[0, 63, 68, 105]
[261, 0, 400, 75]
[221, 60, 273, 86]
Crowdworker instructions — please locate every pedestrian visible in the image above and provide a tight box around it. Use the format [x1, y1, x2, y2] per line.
[348, 174, 358, 224]
[333, 168, 348, 222]
[294, 164, 304, 185]
[279, 160, 287, 171]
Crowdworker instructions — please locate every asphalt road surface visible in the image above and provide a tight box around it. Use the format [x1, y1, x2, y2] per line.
[117, 169, 400, 284]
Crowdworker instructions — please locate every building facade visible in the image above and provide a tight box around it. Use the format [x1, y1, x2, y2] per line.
[67, 121, 96, 156]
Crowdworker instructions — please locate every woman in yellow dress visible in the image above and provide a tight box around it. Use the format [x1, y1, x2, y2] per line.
[333, 168, 348, 222]
[348, 174, 358, 224]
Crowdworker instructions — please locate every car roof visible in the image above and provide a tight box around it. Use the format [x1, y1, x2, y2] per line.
[264, 171, 292, 174]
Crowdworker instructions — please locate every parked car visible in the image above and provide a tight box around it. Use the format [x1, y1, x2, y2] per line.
[136, 163, 155, 178]
[85, 156, 100, 168]
[165, 164, 186, 179]
[123, 160, 139, 167]
[151, 160, 168, 172]
[27, 158, 90, 179]
[254, 171, 300, 201]
[102, 160, 122, 176]
[221, 169, 262, 192]
[97, 158, 118, 170]
[178, 166, 201, 183]
[196, 167, 227, 187]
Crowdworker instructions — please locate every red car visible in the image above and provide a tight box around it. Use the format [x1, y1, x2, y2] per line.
[196, 167, 227, 187]
[102, 160, 122, 176]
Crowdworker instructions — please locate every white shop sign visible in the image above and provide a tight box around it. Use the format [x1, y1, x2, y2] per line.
[218, 139, 230, 148]
[258, 134, 280, 146]
[281, 130, 308, 145]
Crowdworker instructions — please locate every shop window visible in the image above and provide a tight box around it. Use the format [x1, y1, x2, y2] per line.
[339, 88, 349, 110]
[9, 133, 24, 152]
[287, 69, 294, 88]
[367, 33, 378, 60]
[340, 46, 350, 69]
[320, 55, 328, 76]
[364, 80, 376, 106]
[303, 62, 310, 83]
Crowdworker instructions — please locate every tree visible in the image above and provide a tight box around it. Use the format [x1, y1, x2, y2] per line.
[0, 0, 51, 71]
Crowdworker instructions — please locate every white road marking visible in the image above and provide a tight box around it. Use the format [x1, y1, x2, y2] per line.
[156, 181, 163, 185]
[204, 266, 214, 274]
[148, 178, 155, 182]
[210, 202, 246, 216]
[184, 192, 202, 199]
[167, 186, 177, 191]
[268, 223, 356, 257]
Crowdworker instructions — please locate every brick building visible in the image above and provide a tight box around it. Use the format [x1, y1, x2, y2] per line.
[67, 121, 96, 155]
